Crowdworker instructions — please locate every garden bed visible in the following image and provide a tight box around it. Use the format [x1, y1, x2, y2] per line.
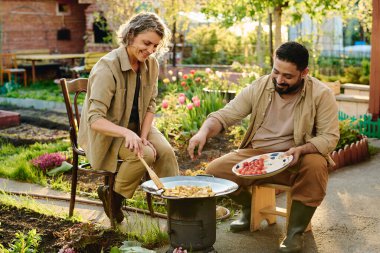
[0, 204, 126, 252]
[0, 123, 68, 146]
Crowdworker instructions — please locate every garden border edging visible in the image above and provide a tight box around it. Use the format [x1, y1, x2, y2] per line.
[330, 135, 369, 171]
[0, 97, 73, 113]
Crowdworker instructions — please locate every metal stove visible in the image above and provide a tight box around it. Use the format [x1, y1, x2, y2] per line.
[141, 176, 238, 253]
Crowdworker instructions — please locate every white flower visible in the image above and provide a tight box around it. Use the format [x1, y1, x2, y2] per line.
[168, 70, 173, 75]
[172, 76, 177, 82]
[215, 71, 223, 78]
[178, 71, 183, 76]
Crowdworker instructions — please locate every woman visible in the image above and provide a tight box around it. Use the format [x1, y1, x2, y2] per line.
[78, 12, 179, 223]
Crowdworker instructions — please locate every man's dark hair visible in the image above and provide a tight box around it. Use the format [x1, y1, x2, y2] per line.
[275, 42, 309, 70]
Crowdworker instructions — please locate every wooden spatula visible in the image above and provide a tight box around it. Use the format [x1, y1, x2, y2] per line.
[139, 156, 165, 190]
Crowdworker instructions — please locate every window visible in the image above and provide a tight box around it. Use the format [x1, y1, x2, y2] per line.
[57, 2, 70, 16]
[93, 14, 112, 44]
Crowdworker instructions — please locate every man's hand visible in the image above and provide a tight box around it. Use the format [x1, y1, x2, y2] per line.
[284, 146, 303, 167]
[187, 132, 207, 160]
[124, 129, 144, 157]
[285, 143, 319, 167]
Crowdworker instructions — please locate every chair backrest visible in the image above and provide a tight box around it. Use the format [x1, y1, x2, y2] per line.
[1, 53, 18, 69]
[60, 78, 88, 155]
[84, 52, 107, 71]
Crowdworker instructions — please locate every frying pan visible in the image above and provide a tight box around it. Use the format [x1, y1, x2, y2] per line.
[140, 175, 238, 199]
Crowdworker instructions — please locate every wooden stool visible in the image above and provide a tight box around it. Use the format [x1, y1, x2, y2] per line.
[250, 183, 312, 232]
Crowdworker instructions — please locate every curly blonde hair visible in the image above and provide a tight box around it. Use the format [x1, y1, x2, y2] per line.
[117, 12, 171, 59]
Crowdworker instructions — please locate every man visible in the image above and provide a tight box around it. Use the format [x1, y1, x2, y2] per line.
[188, 42, 339, 253]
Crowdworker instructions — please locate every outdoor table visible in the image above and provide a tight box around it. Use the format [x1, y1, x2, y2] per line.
[16, 53, 85, 84]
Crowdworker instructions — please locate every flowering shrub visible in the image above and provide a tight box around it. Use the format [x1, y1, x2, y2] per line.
[31, 152, 66, 173]
[157, 67, 264, 145]
[58, 245, 77, 253]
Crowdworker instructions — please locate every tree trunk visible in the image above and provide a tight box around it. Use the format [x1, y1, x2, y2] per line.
[273, 6, 282, 50]
[268, 11, 273, 66]
[255, 18, 264, 67]
[172, 20, 177, 67]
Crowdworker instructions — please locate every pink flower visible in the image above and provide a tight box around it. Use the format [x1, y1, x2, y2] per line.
[190, 69, 196, 75]
[179, 93, 186, 97]
[187, 103, 194, 110]
[205, 68, 212, 74]
[183, 74, 188, 80]
[193, 99, 201, 107]
[161, 99, 169, 109]
[195, 77, 201, 82]
[191, 96, 199, 102]
[181, 81, 186, 87]
[178, 96, 186, 104]
[31, 153, 66, 173]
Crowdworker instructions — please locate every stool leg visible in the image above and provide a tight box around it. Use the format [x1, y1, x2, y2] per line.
[286, 191, 292, 230]
[250, 186, 277, 232]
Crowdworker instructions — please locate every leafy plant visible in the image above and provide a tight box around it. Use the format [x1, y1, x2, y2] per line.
[4, 229, 41, 253]
[0, 80, 21, 95]
[227, 118, 250, 146]
[0, 140, 70, 184]
[335, 119, 361, 150]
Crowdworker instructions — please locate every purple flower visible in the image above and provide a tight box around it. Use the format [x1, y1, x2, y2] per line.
[58, 245, 76, 253]
[31, 152, 66, 173]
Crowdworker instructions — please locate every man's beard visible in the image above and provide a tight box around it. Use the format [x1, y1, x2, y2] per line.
[273, 77, 304, 95]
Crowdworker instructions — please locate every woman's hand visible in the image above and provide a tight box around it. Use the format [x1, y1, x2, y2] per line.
[123, 129, 144, 157]
[141, 138, 157, 160]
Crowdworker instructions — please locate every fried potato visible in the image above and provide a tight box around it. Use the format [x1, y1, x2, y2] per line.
[163, 185, 215, 198]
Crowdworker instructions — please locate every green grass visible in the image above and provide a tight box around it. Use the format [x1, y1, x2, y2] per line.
[0, 190, 81, 222]
[119, 215, 169, 249]
[0, 139, 168, 214]
[3, 80, 63, 101]
[0, 140, 70, 185]
[1, 80, 85, 104]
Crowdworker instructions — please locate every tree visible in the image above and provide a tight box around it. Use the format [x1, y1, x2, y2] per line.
[201, 0, 347, 54]
[94, 0, 198, 67]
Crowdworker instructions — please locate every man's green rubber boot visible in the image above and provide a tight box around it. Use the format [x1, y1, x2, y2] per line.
[278, 200, 317, 253]
[229, 190, 252, 232]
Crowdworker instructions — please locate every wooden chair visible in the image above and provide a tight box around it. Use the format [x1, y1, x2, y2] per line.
[250, 183, 311, 232]
[71, 52, 107, 77]
[60, 78, 155, 227]
[0, 53, 27, 87]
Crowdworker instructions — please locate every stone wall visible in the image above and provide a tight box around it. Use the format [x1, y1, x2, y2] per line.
[336, 83, 370, 117]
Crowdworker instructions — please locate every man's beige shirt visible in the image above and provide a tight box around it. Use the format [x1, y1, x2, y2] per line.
[209, 75, 340, 165]
[78, 46, 158, 172]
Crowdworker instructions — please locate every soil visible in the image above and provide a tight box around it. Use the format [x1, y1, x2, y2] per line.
[0, 106, 239, 252]
[0, 204, 126, 252]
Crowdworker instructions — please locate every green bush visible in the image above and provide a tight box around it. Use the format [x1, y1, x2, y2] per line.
[341, 66, 363, 84]
[0, 229, 41, 253]
[335, 120, 361, 150]
[183, 24, 250, 65]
